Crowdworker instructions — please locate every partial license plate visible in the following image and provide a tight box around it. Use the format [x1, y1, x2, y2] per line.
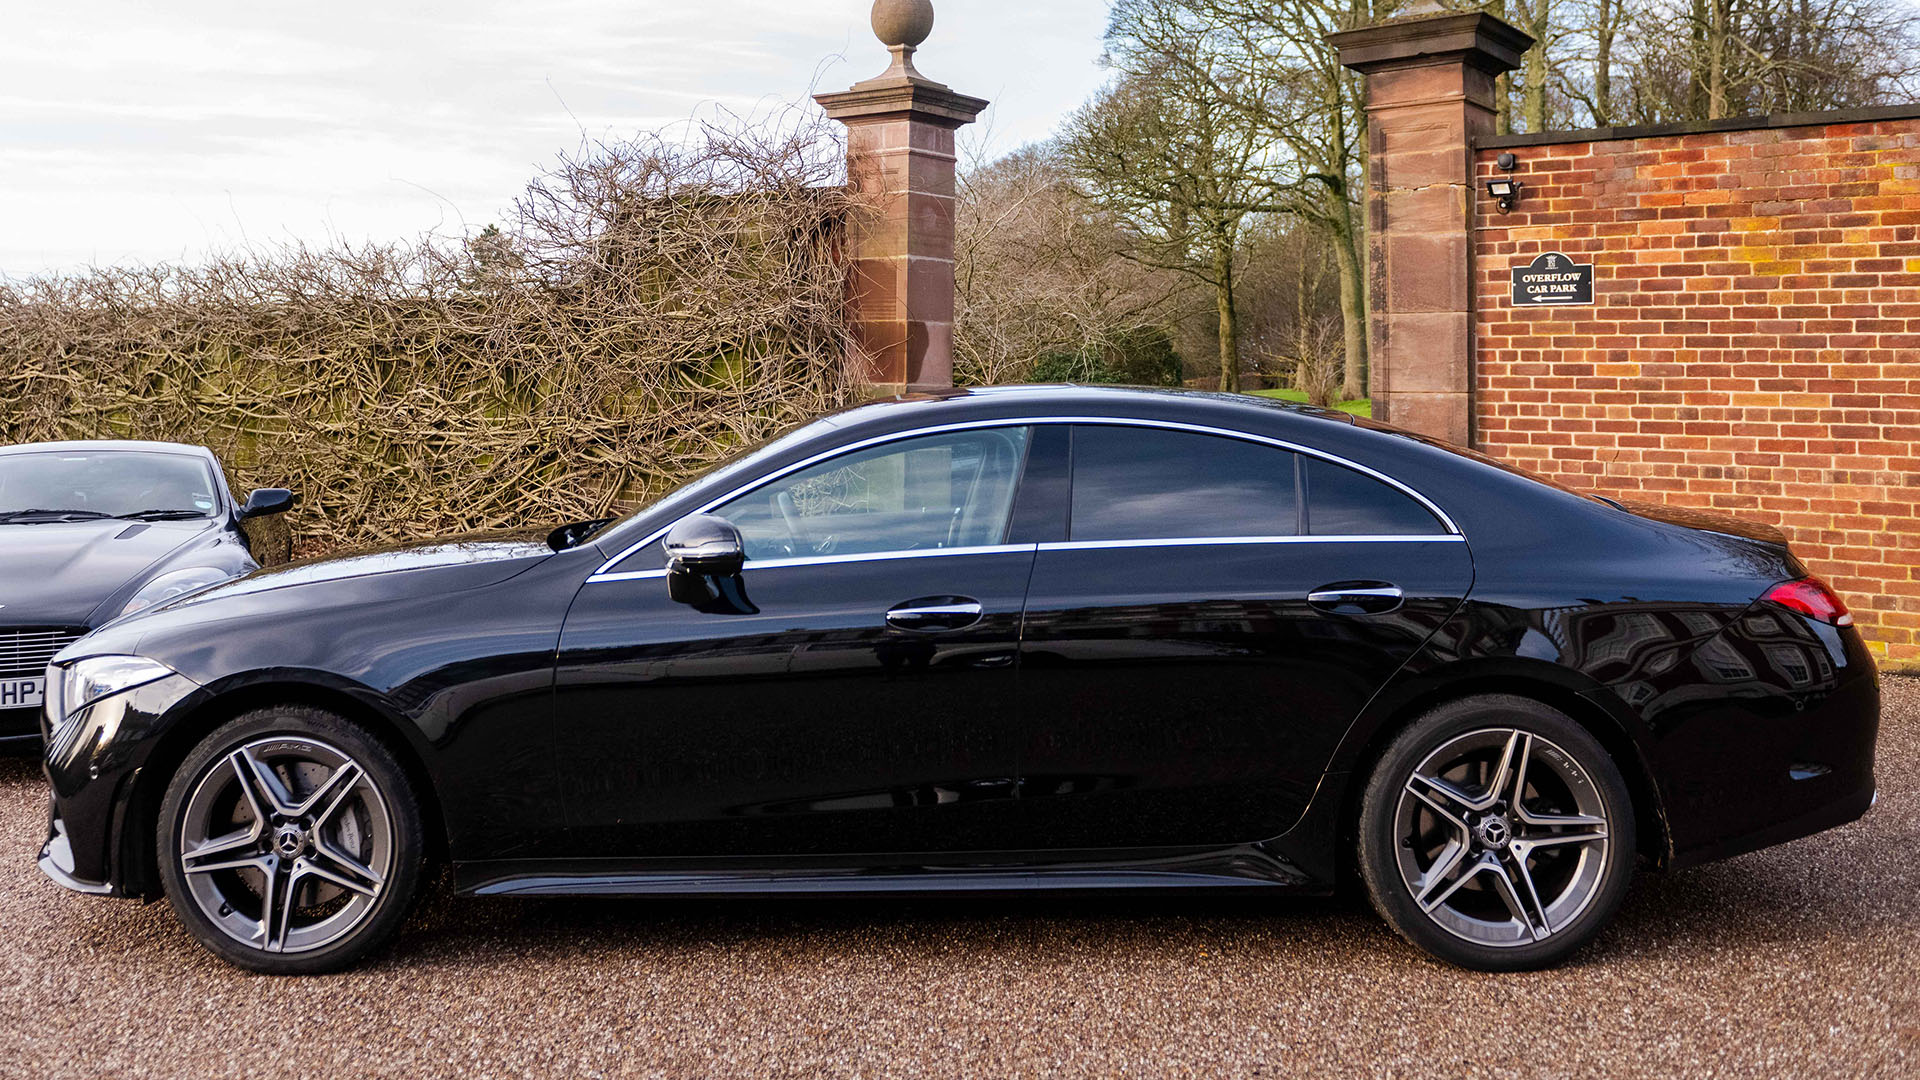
[0, 677, 45, 710]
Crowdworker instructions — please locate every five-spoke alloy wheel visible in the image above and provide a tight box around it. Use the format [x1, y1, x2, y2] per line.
[1358, 695, 1636, 971]
[158, 707, 425, 975]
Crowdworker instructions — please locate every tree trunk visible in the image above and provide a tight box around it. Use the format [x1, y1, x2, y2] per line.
[1296, 244, 1330, 407]
[1490, 0, 1514, 134]
[1707, 0, 1730, 118]
[1212, 228, 1240, 393]
[1689, 0, 1711, 117]
[1331, 213, 1368, 402]
[1594, 0, 1615, 125]
[1523, 0, 1550, 132]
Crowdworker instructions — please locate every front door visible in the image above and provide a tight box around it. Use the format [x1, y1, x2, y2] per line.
[553, 425, 1038, 859]
[1016, 423, 1475, 849]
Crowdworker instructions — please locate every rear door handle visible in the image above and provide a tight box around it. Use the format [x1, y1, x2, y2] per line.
[1307, 583, 1405, 615]
[886, 597, 985, 633]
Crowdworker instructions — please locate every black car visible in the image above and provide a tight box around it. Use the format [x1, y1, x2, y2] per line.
[38, 388, 1877, 974]
[0, 441, 294, 746]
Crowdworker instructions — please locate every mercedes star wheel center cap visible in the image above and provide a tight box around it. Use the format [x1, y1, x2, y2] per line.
[1474, 816, 1512, 851]
[274, 824, 307, 858]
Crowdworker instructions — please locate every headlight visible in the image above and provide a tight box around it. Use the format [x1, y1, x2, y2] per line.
[121, 566, 234, 617]
[55, 655, 176, 723]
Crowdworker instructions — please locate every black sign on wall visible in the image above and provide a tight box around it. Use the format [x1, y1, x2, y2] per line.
[1510, 252, 1595, 306]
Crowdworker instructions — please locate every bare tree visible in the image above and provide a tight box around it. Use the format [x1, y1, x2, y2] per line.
[953, 143, 1191, 385]
[1112, 0, 1379, 399]
[1239, 219, 1347, 404]
[1062, 39, 1279, 392]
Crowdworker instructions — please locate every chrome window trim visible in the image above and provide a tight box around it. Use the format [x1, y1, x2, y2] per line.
[1037, 535, 1467, 552]
[589, 415, 1462, 580]
[589, 543, 1038, 583]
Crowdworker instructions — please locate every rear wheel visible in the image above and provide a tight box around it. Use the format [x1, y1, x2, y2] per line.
[156, 707, 426, 974]
[1357, 695, 1636, 971]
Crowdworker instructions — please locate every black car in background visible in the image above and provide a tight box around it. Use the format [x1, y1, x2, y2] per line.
[0, 441, 293, 745]
[36, 388, 1877, 974]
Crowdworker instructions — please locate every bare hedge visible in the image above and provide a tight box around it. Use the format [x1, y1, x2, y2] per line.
[0, 118, 862, 555]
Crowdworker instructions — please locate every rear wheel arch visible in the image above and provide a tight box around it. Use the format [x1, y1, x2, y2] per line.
[1333, 670, 1671, 881]
[119, 681, 446, 898]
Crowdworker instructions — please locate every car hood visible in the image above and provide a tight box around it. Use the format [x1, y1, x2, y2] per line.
[63, 528, 562, 665]
[0, 518, 216, 625]
[165, 528, 558, 611]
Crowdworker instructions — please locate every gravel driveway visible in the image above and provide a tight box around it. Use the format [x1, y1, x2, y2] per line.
[2, 679, 1915, 1079]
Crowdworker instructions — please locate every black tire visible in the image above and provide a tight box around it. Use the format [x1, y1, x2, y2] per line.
[156, 707, 427, 975]
[1357, 694, 1636, 971]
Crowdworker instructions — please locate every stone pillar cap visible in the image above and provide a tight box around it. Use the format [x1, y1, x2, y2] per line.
[1327, 11, 1533, 76]
[816, 0, 988, 126]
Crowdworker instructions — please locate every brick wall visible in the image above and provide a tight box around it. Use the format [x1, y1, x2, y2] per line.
[1472, 114, 1920, 670]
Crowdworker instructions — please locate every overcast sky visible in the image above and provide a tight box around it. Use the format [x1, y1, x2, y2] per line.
[0, 1, 1113, 277]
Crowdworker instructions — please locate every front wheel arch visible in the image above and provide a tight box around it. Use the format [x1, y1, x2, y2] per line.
[120, 681, 446, 899]
[1333, 672, 1671, 890]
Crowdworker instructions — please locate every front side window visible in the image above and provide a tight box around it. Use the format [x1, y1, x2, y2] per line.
[712, 427, 1032, 562]
[1070, 426, 1300, 541]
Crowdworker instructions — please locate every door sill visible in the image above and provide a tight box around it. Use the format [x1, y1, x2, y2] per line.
[456, 847, 1320, 898]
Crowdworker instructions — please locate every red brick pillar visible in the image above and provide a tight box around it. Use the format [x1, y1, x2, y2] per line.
[816, 1, 987, 395]
[1330, 13, 1530, 443]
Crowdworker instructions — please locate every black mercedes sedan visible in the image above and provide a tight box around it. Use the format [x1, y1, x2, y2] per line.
[0, 441, 293, 746]
[38, 387, 1877, 974]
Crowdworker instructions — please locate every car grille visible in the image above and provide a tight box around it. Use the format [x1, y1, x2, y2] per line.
[0, 629, 86, 680]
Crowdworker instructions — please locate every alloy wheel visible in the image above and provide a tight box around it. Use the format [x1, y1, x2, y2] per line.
[1393, 727, 1612, 948]
[176, 735, 393, 955]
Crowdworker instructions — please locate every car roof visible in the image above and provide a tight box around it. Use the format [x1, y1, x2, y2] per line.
[818, 384, 1360, 431]
[0, 439, 216, 458]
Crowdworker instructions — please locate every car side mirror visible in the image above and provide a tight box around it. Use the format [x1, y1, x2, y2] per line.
[663, 515, 746, 576]
[240, 488, 297, 519]
[663, 516, 756, 614]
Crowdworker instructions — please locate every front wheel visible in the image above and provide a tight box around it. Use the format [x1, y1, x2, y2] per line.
[156, 707, 427, 974]
[1357, 695, 1636, 971]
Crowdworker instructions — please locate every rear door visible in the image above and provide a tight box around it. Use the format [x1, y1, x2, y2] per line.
[1015, 423, 1474, 848]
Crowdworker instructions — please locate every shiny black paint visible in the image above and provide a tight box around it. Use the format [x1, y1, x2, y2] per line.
[38, 387, 1878, 903]
[553, 549, 1035, 858]
[1016, 537, 1472, 848]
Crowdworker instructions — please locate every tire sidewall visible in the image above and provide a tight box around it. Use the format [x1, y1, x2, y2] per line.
[156, 706, 426, 975]
[1357, 694, 1637, 972]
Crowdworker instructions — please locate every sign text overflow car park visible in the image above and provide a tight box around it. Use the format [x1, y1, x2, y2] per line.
[1510, 252, 1595, 306]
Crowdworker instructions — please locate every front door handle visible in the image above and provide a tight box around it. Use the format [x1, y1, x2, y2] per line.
[1307, 582, 1405, 615]
[886, 597, 985, 633]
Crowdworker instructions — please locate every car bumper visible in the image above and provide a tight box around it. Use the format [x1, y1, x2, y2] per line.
[1605, 616, 1882, 869]
[1, 706, 42, 745]
[39, 673, 203, 896]
[39, 807, 115, 896]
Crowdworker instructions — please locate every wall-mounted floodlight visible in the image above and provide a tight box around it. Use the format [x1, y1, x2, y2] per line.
[1487, 152, 1522, 213]
[1485, 176, 1522, 213]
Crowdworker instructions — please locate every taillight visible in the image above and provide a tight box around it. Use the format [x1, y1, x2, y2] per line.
[1764, 578, 1853, 627]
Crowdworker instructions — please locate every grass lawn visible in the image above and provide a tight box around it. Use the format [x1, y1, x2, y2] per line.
[1249, 387, 1373, 418]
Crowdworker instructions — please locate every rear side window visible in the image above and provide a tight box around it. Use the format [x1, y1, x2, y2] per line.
[1070, 426, 1299, 541]
[1303, 457, 1445, 536]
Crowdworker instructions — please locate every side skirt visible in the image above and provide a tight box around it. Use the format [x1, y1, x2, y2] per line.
[454, 846, 1328, 899]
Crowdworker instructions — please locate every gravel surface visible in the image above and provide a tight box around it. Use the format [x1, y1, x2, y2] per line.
[2, 679, 1915, 1079]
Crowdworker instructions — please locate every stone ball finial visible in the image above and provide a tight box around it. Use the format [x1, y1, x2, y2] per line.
[871, 0, 935, 49]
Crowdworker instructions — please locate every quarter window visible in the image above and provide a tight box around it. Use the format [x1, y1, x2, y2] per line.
[1302, 457, 1445, 536]
[1070, 426, 1300, 541]
[712, 427, 1032, 562]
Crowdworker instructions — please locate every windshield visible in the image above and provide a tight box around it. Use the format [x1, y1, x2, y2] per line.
[0, 451, 220, 521]
[592, 415, 843, 549]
